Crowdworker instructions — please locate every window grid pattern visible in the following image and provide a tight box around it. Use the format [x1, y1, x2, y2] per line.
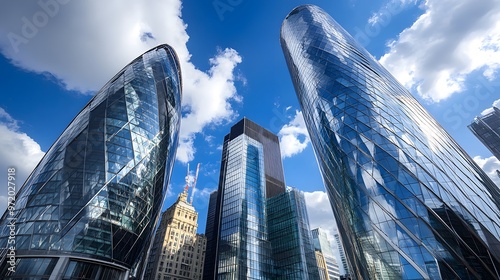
[217, 135, 274, 279]
[267, 188, 319, 279]
[281, 5, 500, 280]
[0, 44, 182, 271]
[469, 107, 500, 161]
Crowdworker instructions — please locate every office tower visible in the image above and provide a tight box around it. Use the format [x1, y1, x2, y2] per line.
[143, 190, 206, 280]
[207, 118, 281, 279]
[203, 190, 220, 280]
[281, 5, 500, 279]
[334, 232, 349, 277]
[205, 118, 320, 279]
[312, 228, 340, 280]
[267, 187, 319, 279]
[0, 44, 182, 279]
[469, 105, 500, 160]
[316, 250, 329, 280]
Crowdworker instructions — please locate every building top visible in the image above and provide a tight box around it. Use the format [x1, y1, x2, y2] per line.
[167, 190, 196, 213]
[224, 117, 286, 198]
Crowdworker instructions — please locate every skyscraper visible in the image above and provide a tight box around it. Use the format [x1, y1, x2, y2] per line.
[267, 187, 319, 279]
[143, 190, 206, 280]
[203, 190, 220, 280]
[334, 232, 349, 277]
[204, 118, 317, 279]
[312, 228, 340, 280]
[0, 44, 182, 279]
[469, 105, 500, 161]
[207, 118, 280, 279]
[281, 5, 500, 279]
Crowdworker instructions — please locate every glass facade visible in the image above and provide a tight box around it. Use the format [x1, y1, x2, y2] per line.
[469, 106, 500, 161]
[205, 119, 323, 280]
[267, 188, 319, 279]
[0, 44, 182, 279]
[281, 5, 500, 279]
[216, 134, 274, 279]
[203, 190, 220, 280]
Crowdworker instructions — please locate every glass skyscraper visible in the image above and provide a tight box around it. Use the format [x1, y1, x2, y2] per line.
[204, 118, 318, 279]
[203, 190, 220, 280]
[469, 106, 500, 161]
[0, 44, 182, 279]
[207, 118, 278, 279]
[281, 5, 500, 279]
[267, 187, 319, 279]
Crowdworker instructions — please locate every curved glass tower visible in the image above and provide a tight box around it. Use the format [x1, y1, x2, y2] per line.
[281, 5, 500, 279]
[0, 44, 182, 279]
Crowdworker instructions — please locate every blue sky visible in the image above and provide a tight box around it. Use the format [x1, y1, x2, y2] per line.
[1, 0, 500, 267]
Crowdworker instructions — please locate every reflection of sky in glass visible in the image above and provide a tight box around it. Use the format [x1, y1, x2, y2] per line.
[0, 45, 182, 270]
[282, 5, 500, 279]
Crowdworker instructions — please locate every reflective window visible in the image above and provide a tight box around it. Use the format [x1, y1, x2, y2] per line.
[282, 5, 500, 279]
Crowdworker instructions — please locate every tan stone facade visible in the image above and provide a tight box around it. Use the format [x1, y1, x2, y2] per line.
[146, 191, 206, 280]
[316, 250, 330, 280]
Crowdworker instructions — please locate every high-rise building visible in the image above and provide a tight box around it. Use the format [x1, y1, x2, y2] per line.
[267, 187, 319, 279]
[203, 118, 317, 279]
[207, 118, 280, 279]
[469, 105, 500, 161]
[143, 190, 206, 280]
[312, 228, 340, 280]
[281, 5, 500, 279]
[202, 190, 220, 280]
[334, 232, 349, 277]
[0, 44, 182, 279]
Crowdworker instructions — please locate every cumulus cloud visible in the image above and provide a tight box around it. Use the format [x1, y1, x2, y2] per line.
[0, 108, 45, 215]
[303, 190, 338, 240]
[379, 0, 500, 102]
[473, 155, 500, 186]
[0, 0, 243, 163]
[177, 48, 242, 162]
[278, 110, 310, 158]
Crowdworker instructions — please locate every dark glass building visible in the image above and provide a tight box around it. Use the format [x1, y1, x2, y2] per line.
[267, 187, 319, 279]
[207, 118, 279, 279]
[0, 44, 182, 279]
[203, 118, 317, 279]
[203, 190, 220, 280]
[469, 106, 500, 161]
[281, 5, 500, 279]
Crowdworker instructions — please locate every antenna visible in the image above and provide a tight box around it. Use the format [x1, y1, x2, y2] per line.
[190, 163, 200, 204]
[184, 163, 190, 193]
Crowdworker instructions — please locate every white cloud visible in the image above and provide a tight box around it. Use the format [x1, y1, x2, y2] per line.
[368, 0, 419, 26]
[278, 110, 310, 158]
[0, 0, 243, 163]
[0, 108, 45, 215]
[192, 187, 216, 202]
[473, 155, 500, 186]
[379, 0, 500, 102]
[304, 191, 337, 240]
[178, 47, 242, 163]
